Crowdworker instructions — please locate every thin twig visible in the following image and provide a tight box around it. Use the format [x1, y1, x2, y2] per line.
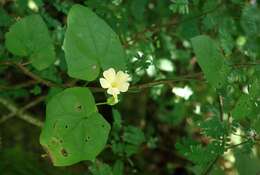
[129, 72, 203, 90]
[218, 95, 224, 122]
[2, 60, 260, 93]
[201, 139, 254, 175]
[1, 61, 61, 87]
[231, 62, 260, 68]
[0, 96, 44, 127]
[125, 2, 224, 47]
[0, 80, 38, 91]
[202, 94, 225, 175]
[1, 61, 74, 88]
[0, 61, 204, 91]
[202, 156, 219, 175]
[15, 62, 61, 87]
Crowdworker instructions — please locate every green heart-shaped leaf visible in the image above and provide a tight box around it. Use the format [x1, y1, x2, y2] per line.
[63, 4, 126, 81]
[5, 15, 55, 70]
[40, 87, 110, 166]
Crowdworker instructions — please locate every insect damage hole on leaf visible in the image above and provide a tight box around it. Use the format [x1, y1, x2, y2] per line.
[75, 103, 82, 112]
[61, 148, 68, 157]
[85, 136, 91, 142]
[40, 87, 111, 166]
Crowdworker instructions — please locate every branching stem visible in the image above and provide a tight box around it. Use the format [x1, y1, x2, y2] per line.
[0, 96, 44, 127]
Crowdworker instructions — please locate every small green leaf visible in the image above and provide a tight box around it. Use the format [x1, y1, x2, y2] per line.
[111, 141, 124, 155]
[218, 28, 234, 56]
[241, 5, 260, 36]
[176, 138, 224, 167]
[124, 144, 139, 157]
[200, 117, 228, 139]
[191, 35, 231, 89]
[112, 160, 124, 175]
[112, 109, 122, 130]
[63, 4, 126, 81]
[232, 78, 260, 120]
[30, 85, 42, 95]
[40, 87, 110, 166]
[123, 126, 145, 146]
[5, 15, 55, 70]
[253, 116, 260, 134]
[0, 9, 13, 27]
[90, 162, 113, 175]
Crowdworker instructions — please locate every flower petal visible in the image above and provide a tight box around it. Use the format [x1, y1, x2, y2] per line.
[118, 82, 129, 92]
[116, 71, 130, 82]
[107, 87, 120, 96]
[103, 68, 116, 82]
[99, 78, 111, 88]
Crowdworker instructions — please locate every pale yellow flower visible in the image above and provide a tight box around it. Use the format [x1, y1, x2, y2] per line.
[99, 68, 130, 97]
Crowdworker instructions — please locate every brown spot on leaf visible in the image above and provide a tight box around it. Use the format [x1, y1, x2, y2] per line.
[53, 120, 58, 128]
[61, 148, 68, 157]
[42, 145, 56, 164]
[75, 103, 82, 112]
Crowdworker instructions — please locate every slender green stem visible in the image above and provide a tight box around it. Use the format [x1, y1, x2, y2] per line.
[202, 94, 225, 175]
[202, 139, 255, 175]
[96, 102, 108, 106]
[227, 139, 253, 150]
[125, 2, 224, 47]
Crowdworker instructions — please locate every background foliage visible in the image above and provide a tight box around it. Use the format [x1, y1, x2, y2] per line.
[0, 0, 260, 175]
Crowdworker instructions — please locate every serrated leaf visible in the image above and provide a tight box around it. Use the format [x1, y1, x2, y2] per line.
[176, 138, 224, 167]
[5, 15, 55, 70]
[40, 87, 110, 166]
[123, 126, 145, 146]
[124, 144, 139, 157]
[90, 162, 113, 175]
[112, 109, 122, 130]
[241, 5, 260, 36]
[112, 160, 124, 175]
[130, 0, 148, 21]
[63, 4, 126, 81]
[191, 35, 231, 89]
[218, 28, 234, 56]
[253, 115, 260, 134]
[0, 9, 13, 27]
[200, 117, 228, 139]
[232, 78, 260, 120]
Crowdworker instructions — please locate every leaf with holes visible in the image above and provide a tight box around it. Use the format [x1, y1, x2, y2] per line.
[63, 4, 127, 81]
[5, 15, 55, 70]
[191, 35, 231, 89]
[40, 87, 110, 166]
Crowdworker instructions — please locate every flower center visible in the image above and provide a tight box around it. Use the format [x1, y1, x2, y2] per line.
[111, 82, 118, 88]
